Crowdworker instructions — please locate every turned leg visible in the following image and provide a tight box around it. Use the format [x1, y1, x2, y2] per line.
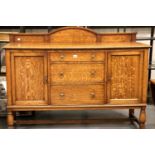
[129, 109, 134, 119]
[7, 111, 14, 128]
[139, 107, 146, 129]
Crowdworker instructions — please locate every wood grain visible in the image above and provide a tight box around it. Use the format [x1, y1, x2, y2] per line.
[50, 84, 105, 105]
[7, 104, 146, 111]
[4, 42, 150, 50]
[50, 63, 105, 83]
[100, 34, 135, 42]
[49, 28, 97, 43]
[50, 50, 105, 62]
[139, 107, 146, 129]
[0, 33, 10, 42]
[142, 49, 149, 103]
[107, 50, 143, 103]
[5, 27, 137, 44]
[0, 32, 18, 42]
[11, 51, 48, 106]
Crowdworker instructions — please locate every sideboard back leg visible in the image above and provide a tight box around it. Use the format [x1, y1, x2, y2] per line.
[139, 107, 146, 129]
[129, 109, 134, 119]
[7, 111, 14, 128]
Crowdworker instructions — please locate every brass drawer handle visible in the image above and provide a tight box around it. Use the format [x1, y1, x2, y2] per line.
[91, 54, 96, 60]
[59, 72, 64, 78]
[90, 92, 96, 99]
[72, 54, 78, 59]
[60, 54, 65, 60]
[90, 70, 96, 77]
[17, 38, 21, 41]
[59, 92, 65, 98]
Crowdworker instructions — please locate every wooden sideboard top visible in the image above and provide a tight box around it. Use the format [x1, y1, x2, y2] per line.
[4, 42, 150, 50]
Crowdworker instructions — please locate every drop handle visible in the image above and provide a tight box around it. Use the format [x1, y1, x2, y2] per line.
[90, 70, 96, 77]
[90, 92, 96, 99]
[59, 92, 65, 98]
[60, 54, 65, 60]
[59, 72, 64, 78]
[91, 54, 96, 60]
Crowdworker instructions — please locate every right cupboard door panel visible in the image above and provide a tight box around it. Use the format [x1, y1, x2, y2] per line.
[107, 50, 143, 104]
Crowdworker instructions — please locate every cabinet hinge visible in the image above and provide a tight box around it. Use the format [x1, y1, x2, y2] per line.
[43, 76, 48, 84]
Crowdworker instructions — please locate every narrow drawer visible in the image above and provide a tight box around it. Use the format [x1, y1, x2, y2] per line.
[50, 50, 105, 62]
[50, 63, 105, 83]
[50, 85, 105, 105]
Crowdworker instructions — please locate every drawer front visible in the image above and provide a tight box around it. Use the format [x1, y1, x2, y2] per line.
[50, 85, 105, 105]
[50, 63, 105, 83]
[50, 51, 105, 62]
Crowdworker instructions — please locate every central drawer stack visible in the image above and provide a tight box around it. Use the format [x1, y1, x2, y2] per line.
[49, 50, 106, 105]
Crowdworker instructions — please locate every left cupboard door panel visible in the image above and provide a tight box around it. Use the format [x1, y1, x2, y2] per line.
[11, 51, 48, 106]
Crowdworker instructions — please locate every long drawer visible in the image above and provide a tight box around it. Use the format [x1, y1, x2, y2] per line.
[50, 51, 105, 62]
[50, 63, 105, 83]
[50, 84, 105, 105]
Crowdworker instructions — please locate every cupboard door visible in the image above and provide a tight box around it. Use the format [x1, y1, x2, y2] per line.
[11, 51, 48, 106]
[107, 50, 143, 104]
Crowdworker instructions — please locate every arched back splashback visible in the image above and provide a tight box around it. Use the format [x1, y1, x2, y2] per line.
[9, 26, 136, 43]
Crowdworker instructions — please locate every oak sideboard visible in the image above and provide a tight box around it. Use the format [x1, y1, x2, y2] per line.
[4, 27, 150, 128]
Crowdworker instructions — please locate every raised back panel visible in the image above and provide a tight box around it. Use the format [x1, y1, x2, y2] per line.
[0, 33, 10, 42]
[100, 33, 136, 43]
[10, 35, 46, 43]
[49, 27, 97, 43]
[8, 27, 136, 44]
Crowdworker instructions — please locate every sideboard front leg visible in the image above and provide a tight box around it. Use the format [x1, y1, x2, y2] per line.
[139, 107, 146, 129]
[7, 111, 14, 128]
[129, 109, 134, 119]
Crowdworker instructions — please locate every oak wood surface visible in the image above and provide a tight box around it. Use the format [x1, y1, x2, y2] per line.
[10, 51, 48, 106]
[4, 42, 150, 50]
[107, 50, 143, 103]
[0, 32, 18, 42]
[142, 49, 149, 103]
[7, 104, 146, 111]
[6, 27, 137, 44]
[50, 84, 105, 105]
[50, 63, 105, 84]
[50, 50, 105, 62]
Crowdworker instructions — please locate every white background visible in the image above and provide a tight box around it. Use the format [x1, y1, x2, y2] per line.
[0, 0, 155, 155]
[0, 129, 155, 155]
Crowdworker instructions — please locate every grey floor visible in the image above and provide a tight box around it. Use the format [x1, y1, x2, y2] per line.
[0, 105, 155, 129]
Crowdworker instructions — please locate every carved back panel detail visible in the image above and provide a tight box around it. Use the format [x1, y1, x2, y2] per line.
[49, 27, 97, 43]
[101, 34, 135, 42]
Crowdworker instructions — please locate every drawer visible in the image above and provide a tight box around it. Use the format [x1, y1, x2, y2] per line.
[50, 85, 105, 105]
[50, 63, 105, 83]
[50, 50, 105, 62]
